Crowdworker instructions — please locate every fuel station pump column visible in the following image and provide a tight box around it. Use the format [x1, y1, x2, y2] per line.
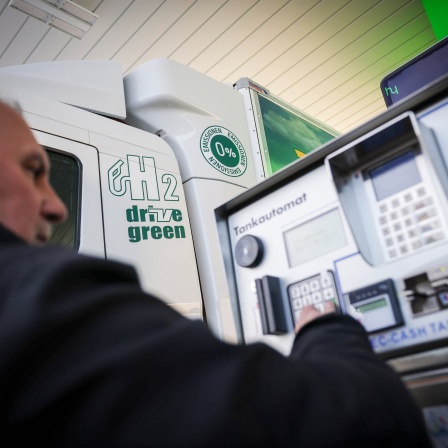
[215, 77, 448, 442]
[123, 59, 257, 340]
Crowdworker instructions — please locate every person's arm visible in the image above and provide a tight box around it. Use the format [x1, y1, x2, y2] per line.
[286, 309, 431, 447]
[1, 244, 430, 447]
[294, 301, 336, 333]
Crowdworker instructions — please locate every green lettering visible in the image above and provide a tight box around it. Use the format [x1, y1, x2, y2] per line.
[163, 226, 174, 239]
[151, 226, 162, 239]
[126, 206, 139, 222]
[172, 209, 182, 222]
[142, 226, 150, 240]
[174, 225, 185, 239]
[128, 226, 141, 242]
[148, 206, 156, 222]
[139, 208, 148, 222]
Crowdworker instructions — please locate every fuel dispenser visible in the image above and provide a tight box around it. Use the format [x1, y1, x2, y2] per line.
[216, 76, 448, 445]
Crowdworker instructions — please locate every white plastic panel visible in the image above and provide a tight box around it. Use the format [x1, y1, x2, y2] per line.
[124, 58, 257, 185]
[93, 131, 203, 319]
[184, 178, 246, 340]
[124, 58, 258, 337]
[0, 61, 126, 118]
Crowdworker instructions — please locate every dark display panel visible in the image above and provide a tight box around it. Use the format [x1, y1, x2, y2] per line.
[381, 37, 448, 107]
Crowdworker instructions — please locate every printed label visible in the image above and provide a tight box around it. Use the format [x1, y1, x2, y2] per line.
[107, 154, 185, 243]
[200, 126, 247, 177]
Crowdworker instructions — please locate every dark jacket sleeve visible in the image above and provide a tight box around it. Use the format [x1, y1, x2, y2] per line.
[0, 244, 431, 447]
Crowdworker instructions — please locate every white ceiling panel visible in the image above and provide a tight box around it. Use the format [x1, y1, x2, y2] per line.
[56, 0, 133, 61]
[170, 0, 256, 66]
[316, 27, 435, 127]
[127, 0, 228, 73]
[281, 0, 414, 101]
[25, 28, 71, 64]
[304, 18, 434, 115]
[221, 0, 318, 82]
[206, 0, 310, 81]
[187, 0, 289, 75]
[112, 0, 196, 73]
[0, 16, 48, 66]
[0, 0, 438, 132]
[250, 0, 354, 86]
[268, 0, 386, 95]
[0, 3, 27, 57]
[85, 0, 164, 61]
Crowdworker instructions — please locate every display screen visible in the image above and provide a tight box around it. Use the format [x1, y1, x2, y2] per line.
[370, 151, 421, 201]
[381, 37, 448, 107]
[357, 298, 387, 313]
[284, 208, 347, 268]
[257, 95, 336, 175]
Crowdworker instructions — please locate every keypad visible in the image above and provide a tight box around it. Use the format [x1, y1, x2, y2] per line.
[377, 185, 445, 260]
[288, 271, 338, 324]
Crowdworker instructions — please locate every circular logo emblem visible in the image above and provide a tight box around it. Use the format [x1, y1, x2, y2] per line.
[200, 126, 247, 177]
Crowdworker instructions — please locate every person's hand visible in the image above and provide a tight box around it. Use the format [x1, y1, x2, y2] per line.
[294, 302, 336, 334]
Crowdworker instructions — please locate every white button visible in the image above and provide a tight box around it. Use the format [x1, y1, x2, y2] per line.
[414, 200, 426, 210]
[420, 223, 433, 233]
[416, 187, 426, 197]
[408, 229, 417, 238]
[423, 231, 444, 245]
[416, 208, 437, 222]
[323, 287, 335, 300]
[388, 248, 397, 258]
[312, 292, 323, 304]
[302, 294, 312, 306]
[300, 283, 310, 295]
[309, 280, 320, 292]
[320, 274, 333, 288]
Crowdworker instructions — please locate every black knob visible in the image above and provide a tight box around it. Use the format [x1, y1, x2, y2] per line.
[235, 235, 263, 268]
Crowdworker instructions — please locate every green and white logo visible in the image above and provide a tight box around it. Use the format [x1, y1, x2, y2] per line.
[107, 154, 185, 244]
[108, 155, 179, 201]
[200, 126, 247, 177]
